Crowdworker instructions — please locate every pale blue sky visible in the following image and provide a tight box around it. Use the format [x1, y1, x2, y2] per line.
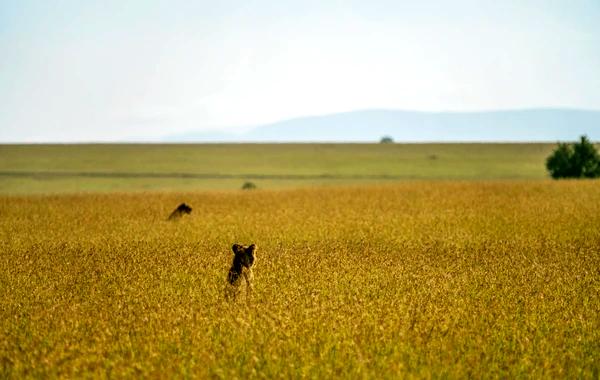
[1, 0, 599, 142]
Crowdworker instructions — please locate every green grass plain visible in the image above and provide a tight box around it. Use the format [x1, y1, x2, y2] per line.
[0, 143, 556, 194]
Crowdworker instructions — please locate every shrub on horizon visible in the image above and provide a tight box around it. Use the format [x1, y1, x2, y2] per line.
[546, 135, 600, 179]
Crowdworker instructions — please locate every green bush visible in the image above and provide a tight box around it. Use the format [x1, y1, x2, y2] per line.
[546, 136, 600, 178]
[242, 181, 257, 190]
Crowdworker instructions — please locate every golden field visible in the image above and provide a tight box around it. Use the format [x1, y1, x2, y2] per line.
[1, 181, 599, 378]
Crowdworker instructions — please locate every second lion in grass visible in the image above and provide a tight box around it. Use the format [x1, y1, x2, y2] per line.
[225, 243, 257, 301]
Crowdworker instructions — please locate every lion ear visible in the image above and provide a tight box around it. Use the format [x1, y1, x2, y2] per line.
[232, 244, 242, 254]
[247, 244, 256, 254]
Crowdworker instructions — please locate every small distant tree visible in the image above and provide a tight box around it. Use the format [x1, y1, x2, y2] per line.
[380, 136, 394, 144]
[546, 142, 574, 178]
[242, 181, 257, 190]
[571, 136, 600, 177]
[546, 136, 600, 179]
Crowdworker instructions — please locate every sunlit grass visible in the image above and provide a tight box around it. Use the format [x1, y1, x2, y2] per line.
[1, 181, 599, 378]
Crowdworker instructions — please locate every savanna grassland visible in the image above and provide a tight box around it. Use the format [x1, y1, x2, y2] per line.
[0, 144, 556, 194]
[1, 181, 599, 378]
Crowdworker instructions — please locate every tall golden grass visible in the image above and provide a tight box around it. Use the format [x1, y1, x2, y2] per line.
[1, 181, 599, 378]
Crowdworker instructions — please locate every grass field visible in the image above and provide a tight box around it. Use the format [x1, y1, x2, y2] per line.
[0, 143, 557, 194]
[1, 181, 599, 378]
[1, 144, 598, 377]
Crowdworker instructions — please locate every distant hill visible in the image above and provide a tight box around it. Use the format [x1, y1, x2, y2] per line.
[166, 108, 600, 142]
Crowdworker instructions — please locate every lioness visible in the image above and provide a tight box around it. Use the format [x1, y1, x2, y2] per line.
[225, 243, 257, 301]
[168, 203, 192, 220]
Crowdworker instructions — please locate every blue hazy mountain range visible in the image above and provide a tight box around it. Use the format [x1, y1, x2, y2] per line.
[165, 108, 600, 142]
